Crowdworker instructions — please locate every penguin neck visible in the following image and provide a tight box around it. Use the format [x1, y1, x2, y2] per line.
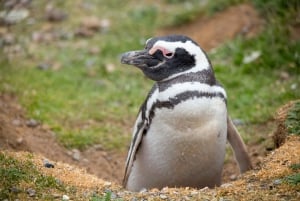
[157, 69, 217, 92]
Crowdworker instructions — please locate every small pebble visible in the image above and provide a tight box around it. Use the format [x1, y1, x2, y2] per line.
[37, 63, 51, 70]
[10, 187, 21, 193]
[230, 174, 237, 180]
[104, 182, 111, 187]
[27, 188, 36, 197]
[273, 179, 282, 185]
[190, 190, 199, 196]
[72, 149, 81, 161]
[221, 183, 233, 188]
[2, 9, 29, 25]
[291, 83, 297, 90]
[26, 119, 39, 127]
[44, 162, 55, 168]
[93, 144, 103, 150]
[62, 194, 70, 201]
[139, 188, 147, 193]
[199, 186, 209, 191]
[16, 137, 23, 144]
[159, 194, 168, 199]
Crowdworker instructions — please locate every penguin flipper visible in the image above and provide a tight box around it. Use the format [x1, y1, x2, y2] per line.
[123, 84, 158, 187]
[123, 112, 147, 187]
[227, 116, 253, 173]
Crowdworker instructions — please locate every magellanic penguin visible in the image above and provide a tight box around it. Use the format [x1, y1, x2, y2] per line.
[121, 35, 252, 192]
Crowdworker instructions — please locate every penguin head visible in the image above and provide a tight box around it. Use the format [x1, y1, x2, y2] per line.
[121, 35, 212, 81]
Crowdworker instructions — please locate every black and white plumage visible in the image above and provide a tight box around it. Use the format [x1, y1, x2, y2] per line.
[121, 35, 252, 192]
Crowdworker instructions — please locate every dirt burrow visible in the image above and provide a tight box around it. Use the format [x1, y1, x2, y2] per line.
[0, 4, 267, 185]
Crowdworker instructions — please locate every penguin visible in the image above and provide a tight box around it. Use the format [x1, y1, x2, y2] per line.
[120, 35, 252, 192]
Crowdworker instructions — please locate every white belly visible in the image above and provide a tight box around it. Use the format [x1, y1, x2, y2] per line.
[126, 97, 227, 191]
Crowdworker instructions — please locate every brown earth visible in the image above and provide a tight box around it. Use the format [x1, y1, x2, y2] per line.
[159, 3, 263, 51]
[0, 4, 267, 187]
[0, 94, 124, 183]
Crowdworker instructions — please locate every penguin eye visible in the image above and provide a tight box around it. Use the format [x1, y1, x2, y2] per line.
[164, 52, 174, 58]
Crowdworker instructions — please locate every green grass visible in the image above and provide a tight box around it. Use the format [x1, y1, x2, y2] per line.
[285, 102, 300, 135]
[210, 0, 300, 124]
[0, 152, 66, 200]
[285, 163, 300, 185]
[90, 191, 123, 201]
[0, 0, 299, 150]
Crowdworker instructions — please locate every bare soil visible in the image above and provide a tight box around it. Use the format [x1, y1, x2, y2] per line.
[0, 94, 124, 183]
[0, 4, 267, 186]
[159, 4, 263, 51]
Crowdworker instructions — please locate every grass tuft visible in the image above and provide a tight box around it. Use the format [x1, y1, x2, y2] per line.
[0, 152, 66, 200]
[285, 173, 300, 185]
[285, 102, 300, 135]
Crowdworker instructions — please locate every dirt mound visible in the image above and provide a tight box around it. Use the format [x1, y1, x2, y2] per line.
[159, 3, 263, 51]
[273, 101, 299, 148]
[5, 135, 299, 200]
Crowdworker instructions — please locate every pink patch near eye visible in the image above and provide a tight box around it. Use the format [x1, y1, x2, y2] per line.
[149, 46, 174, 58]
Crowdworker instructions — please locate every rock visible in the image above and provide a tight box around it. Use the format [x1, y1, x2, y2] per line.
[221, 183, 233, 188]
[62, 194, 70, 201]
[230, 174, 237, 180]
[27, 188, 36, 197]
[0, 9, 29, 25]
[291, 83, 297, 90]
[44, 161, 55, 168]
[139, 188, 147, 193]
[26, 119, 39, 127]
[199, 186, 209, 191]
[37, 62, 51, 70]
[45, 5, 67, 22]
[10, 186, 21, 193]
[273, 179, 282, 185]
[279, 71, 290, 80]
[72, 149, 81, 161]
[93, 144, 103, 150]
[75, 16, 110, 37]
[16, 137, 23, 144]
[81, 16, 102, 30]
[159, 194, 168, 199]
[190, 190, 199, 196]
[74, 27, 94, 37]
[104, 182, 112, 187]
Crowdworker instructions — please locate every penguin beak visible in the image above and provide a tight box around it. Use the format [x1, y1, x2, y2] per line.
[121, 50, 159, 69]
